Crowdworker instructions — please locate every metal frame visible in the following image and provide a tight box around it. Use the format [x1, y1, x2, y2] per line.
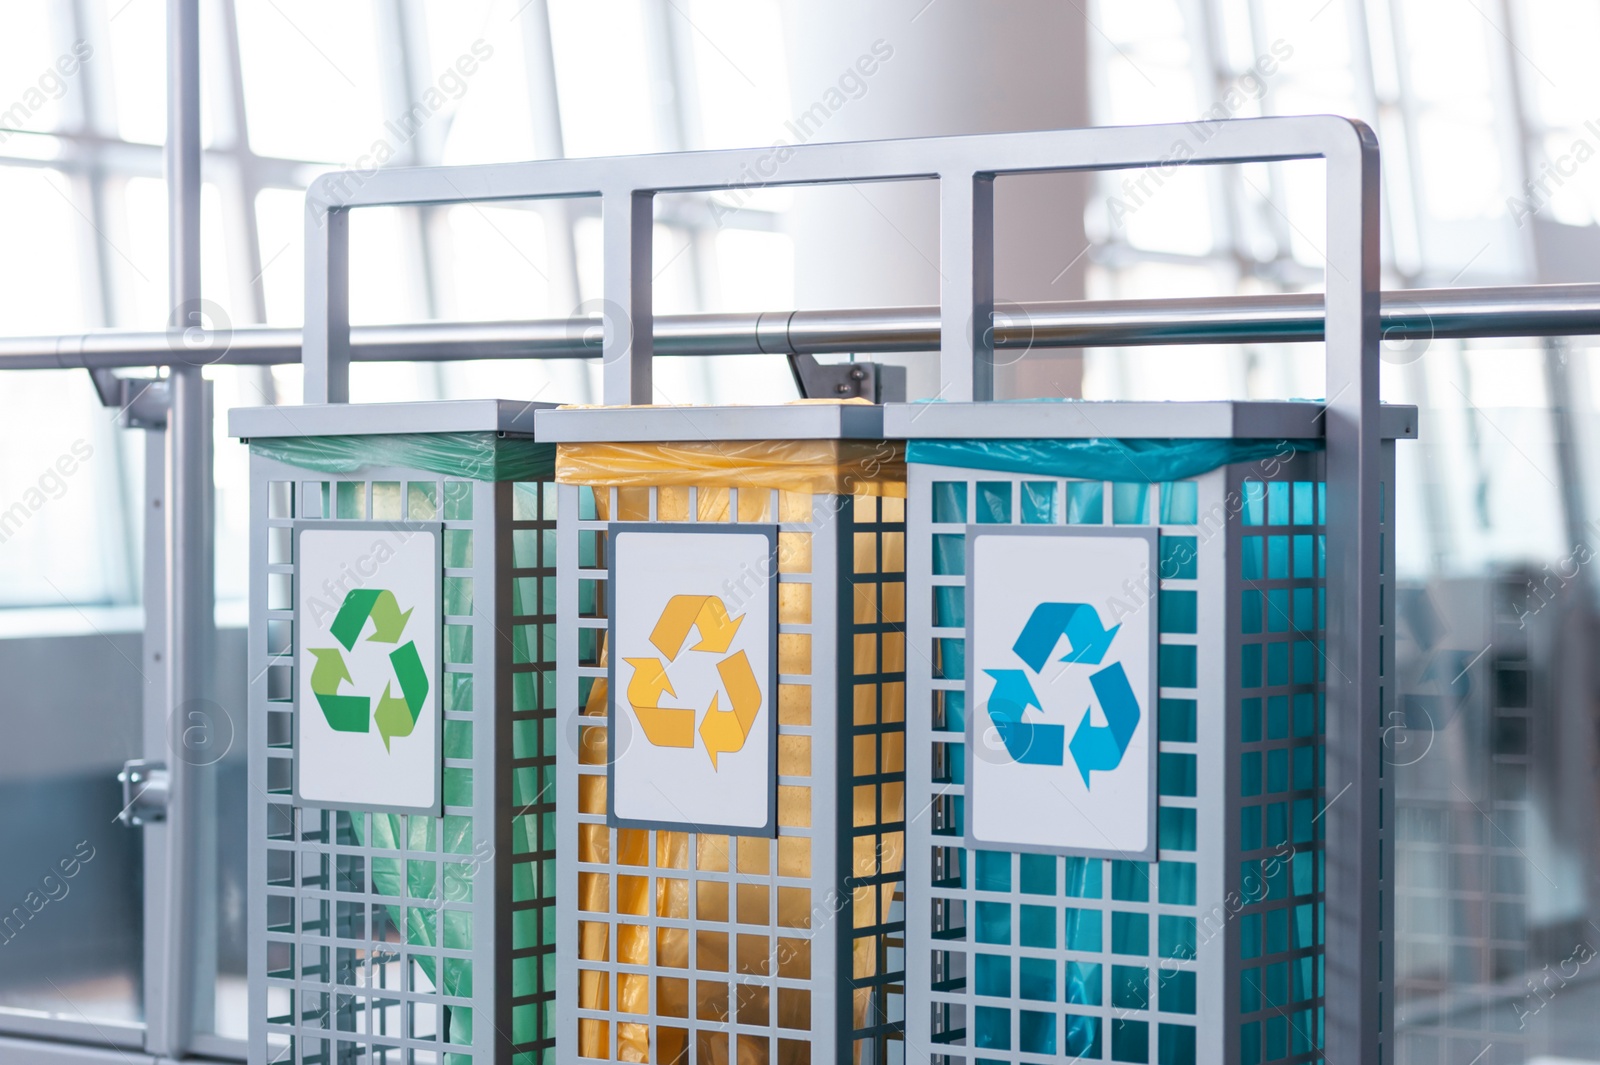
[149, 3, 207, 1062]
[883, 399, 1416, 441]
[293, 118, 1377, 409]
[299, 114, 1380, 1062]
[231, 399, 550, 439]
[537, 399, 885, 442]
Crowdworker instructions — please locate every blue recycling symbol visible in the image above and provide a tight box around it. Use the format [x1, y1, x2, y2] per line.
[982, 602, 1142, 788]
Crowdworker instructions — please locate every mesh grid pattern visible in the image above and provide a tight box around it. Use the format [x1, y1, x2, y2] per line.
[919, 475, 1204, 1065]
[1230, 473, 1328, 1065]
[846, 493, 909, 1065]
[252, 467, 556, 1064]
[1376, 460, 1396, 1065]
[562, 483, 906, 1064]
[506, 481, 561, 1061]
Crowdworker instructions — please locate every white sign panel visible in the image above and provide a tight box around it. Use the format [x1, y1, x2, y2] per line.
[610, 526, 777, 835]
[968, 528, 1157, 857]
[296, 522, 442, 815]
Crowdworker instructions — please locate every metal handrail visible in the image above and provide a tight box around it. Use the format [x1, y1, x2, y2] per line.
[3, 282, 1598, 371]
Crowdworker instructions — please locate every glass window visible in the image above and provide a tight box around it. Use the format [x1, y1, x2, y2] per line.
[235, 0, 386, 162]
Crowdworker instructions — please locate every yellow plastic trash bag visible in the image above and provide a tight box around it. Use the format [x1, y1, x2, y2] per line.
[557, 439, 905, 497]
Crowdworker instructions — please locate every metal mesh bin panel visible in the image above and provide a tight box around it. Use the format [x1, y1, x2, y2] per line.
[556, 483, 907, 1064]
[248, 461, 558, 1064]
[1226, 461, 1328, 1065]
[504, 480, 561, 1061]
[903, 449, 1378, 1065]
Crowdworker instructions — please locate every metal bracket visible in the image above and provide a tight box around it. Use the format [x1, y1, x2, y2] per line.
[117, 759, 171, 827]
[90, 368, 171, 429]
[786, 353, 906, 403]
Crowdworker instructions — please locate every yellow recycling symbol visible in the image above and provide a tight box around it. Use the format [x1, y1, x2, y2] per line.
[623, 594, 762, 769]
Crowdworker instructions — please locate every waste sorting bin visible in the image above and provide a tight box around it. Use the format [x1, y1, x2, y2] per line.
[539, 401, 908, 1065]
[887, 400, 1416, 1065]
[235, 399, 561, 1065]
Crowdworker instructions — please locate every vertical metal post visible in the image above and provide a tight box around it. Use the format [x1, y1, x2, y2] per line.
[303, 191, 350, 404]
[601, 188, 654, 405]
[939, 172, 995, 401]
[155, 0, 206, 1056]
[140, 424, 172, 1054]
[1542, 339, 1592, 570]
[1321, 121, 1386, 1065]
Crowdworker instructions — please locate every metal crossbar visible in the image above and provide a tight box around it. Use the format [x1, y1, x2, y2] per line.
[293, 118, 1379, 409]
[2, 282, 1598, 371]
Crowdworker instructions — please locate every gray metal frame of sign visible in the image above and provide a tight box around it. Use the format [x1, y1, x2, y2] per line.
[903, 444, 1397, 1064]
[290, 519, 445, 818]
[960, 524, 1161, 863]
[603, 522, 782, 838]
[247, 456, 560, 1064]
[282, 115, 1383, 1063]
[554, 476, 907, 1063]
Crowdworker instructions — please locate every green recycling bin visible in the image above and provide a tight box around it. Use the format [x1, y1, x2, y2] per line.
[234, 399, 561, 1064]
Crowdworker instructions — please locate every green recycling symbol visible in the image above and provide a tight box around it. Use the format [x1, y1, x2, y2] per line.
[308, 588, 430, 751]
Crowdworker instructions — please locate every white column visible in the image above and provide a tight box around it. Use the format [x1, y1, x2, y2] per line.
[779, 0, 1090, 399]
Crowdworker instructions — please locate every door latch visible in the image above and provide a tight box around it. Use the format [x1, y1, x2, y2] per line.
[117, 759, 170, 826]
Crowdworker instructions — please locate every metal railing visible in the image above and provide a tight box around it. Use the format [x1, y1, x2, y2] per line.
[3, 282, 1600, 370]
